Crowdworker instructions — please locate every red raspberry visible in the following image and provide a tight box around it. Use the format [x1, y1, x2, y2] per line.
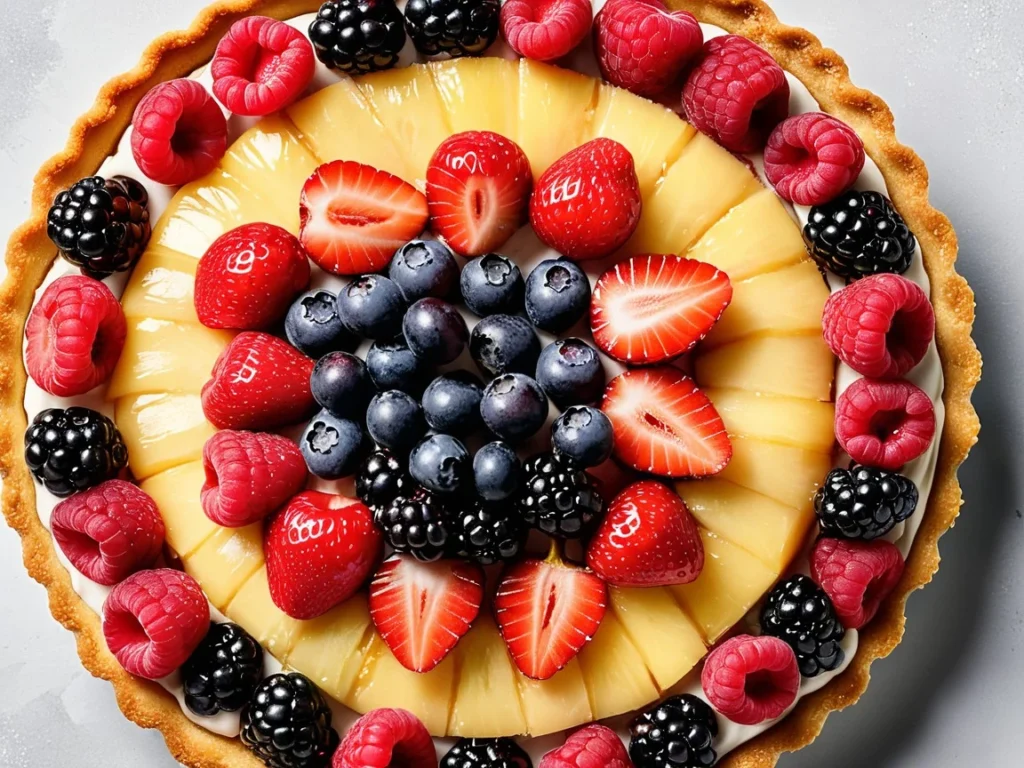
[682, 35, 790, 153]
[333, 708, 435, 768]
[595, 0, 703, 97]
[501, 0, 593, 62]
[25, 275, 127, 397]
[823, 274, 935, 379]
[539, 724, 631, 768]
[835, 377, 936, 470]
[701, 634, 799, 725]
[212, 16, 315, 117]
[102, 568, 210, 680]
[51, 480, 165, 586]
[131, 79, 228, 186]
[764, 112, 865, 205]
[811, 537, 905, 629]
[201, 430, 308, 528]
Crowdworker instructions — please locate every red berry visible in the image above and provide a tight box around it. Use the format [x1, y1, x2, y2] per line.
[835, 377, 936, 470]
[682, 35, 790, 153]
[701, 634, 800, 725]
[51, 480, 164, 586]
[194, 223, 311, 330]
[811, 537, 905, 629]
[25, 275, 127, 397]
[102, 568, 209, 680]
[764, 112, 865, 206]
[595, 0, 703, 97]
[130, 79, 228, 186]
[212, 16, 315, 117]
[501, 0, 593, 62]
[823, 273, 935, 379]
[334, 708, 436, 768]
[539, 724, 631, 768]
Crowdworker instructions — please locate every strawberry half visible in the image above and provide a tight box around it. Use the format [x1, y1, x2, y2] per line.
[369, 554, 485, 673]
[299, 160, 429, 275]
[590, 254, 732, 364]
[493, 546, 608, 681]
[426, 130, 533, 257]
[601, 366, 731, 478]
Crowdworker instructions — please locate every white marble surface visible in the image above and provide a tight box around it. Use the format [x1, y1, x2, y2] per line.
[0, 1, 1021, 766]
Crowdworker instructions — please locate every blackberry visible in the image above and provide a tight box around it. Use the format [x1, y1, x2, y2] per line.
[309, 0, 407, 74]
[517, 452, 604, 539]
[451, 500, 527, 565]
[182, 623, 264, 717]
[441, 738, 532, 768]
[804, 190, 917, 279]
[815, 464, 919, 540]
[24, 407, 128, 497]
[628, 694, 719, 768]
[46, 175, 150, 278]
[357, 448, 410, 517]
[241, 672, 338, 768]
[404, 0, 500, 57]
[378, 487, 453, 562]
[761, 574, 846, 677]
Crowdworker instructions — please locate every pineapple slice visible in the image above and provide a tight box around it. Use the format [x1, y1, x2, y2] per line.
[115, 392, 214, 480]
[704, 388, 835, 453]
[448, 615, 528, 737]
[429, 58, 519, 140]
[286, 595, 374, 702]
[718, 437, 832, 511]
[184, 522, 265, 611]
[225, 565, 305, 661]
[515, 659, 592, 737]
[286, 77, 412, 181]
[577, 611, 659, 720]
[120, 245, 199, 324]
[139, 461, 216, 558]
[694, 335, 835, 401]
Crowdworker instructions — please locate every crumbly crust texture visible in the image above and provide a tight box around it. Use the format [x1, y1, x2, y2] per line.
[0, 1, 980, 766]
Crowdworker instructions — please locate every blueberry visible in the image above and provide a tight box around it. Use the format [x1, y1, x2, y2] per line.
[366, 390, 427, 452]
[300, 409, 367, 479]
[337, 274, 406, 340]
[284, 289, 358, 358]
[552, 406, 613, 467]
[524, 258, 591, 333]
[310, 351, 374, 418]
[470, 314, 541, 377]
[535, 338, 606, 409]
[460, 253, 524, 316]
[389, 239, 459, 302]
[403, 298, 468, 364]
[365, 337, 430, 396]
[473, 441, 521, 501]
[409, 434, 470, 494]
[421, 372, 484, 435]
[480, 373, 549, 443]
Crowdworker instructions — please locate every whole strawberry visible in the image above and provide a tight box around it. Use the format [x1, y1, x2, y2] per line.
[529, 138, 641, 261]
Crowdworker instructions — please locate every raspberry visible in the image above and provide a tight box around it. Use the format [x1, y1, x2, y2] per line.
[212, 16, 316, 117]
[539, 724, 631, 768]
[823, 274, 935, 379]
[25, 275, 127, 397]
[102, 568, 210, 680]
[701, 634, 800, 725]
[333, 708, 435, 768]
[811, 537, 905, 629]
[835, 377, 936, 470]
[131, 79, 228, 186]
[501, 0, 593, 62]
[51, 480, 164, 586]
[201, 430, 309, 528]
[682, 35, 790, 153]
[764, 112, 865, 206]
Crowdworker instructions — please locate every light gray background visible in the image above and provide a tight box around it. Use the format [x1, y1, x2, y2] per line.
[0, 0, 1020, 766]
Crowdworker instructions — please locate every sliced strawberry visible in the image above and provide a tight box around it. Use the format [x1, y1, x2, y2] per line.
[426, 130, 533, 257]
[601, 366, 732, 478]
[590, 255, 732, 364]
[299, 160, 429, 276]
[493, 547, 608, 681]
[368, 554, 485, 674]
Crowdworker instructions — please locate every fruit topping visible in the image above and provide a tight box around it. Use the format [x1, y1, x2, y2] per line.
[378, 487, 454, 562]
[421, 372, 485, 435]
[460, 253, 525, 316]
[590, 254, 733, 365]
[402, 297, 469, 364]
[300, 409, 368, 479]
[356, 448, 411, 514]
[367, 390, 428, 452]
[102, 568, 210, 680]
[812, 537, 906, 631]
[442, 739, 533, 768]
[760, 574, 845, 677]
[241, 672, 339, 768]
[814, 463, 919, 540]
[480, 373, 550, 443]
[835, 377, 936, 470]
[285, 289, 359, 358]
[427, 130, 533, 257]
[551, 405, 613, 468]
[538, 724, 631, 768]
[182, 622, 264, 717]
[501, 0, 593, 62]
[368, 554, 485, 673]
[46, 175, 150, 277]
[472, 441, 522, 502]
[517, 451, 604, 538]
[389, 239, 460, 302]
[601, 367, 731, 478]
[524, 258, 590, 333]
[335, 708, 436, 768]
[300, 160, 429, 276]
[310, 0, 407, 75]
[25, 407, 128, 497]
[535, 338, 605, 410]
[530, 138, 642, 261]
[265, 491, 381, 620]
[25, 274, 127, 397]
[451, 498, 527, 565]
[404, 0, 501, 57]
[212, 15, 315, 116]
[701, 634, 800, 726]
[337, 274, 408, 340]
[629, 694, 718, 768]
[51, 479, 164, 586]
[311, 351, 375, 419]
[470, 313, 542, 377]
[764, 112, 865, 206]
[366, 336, 431, 396]
[130, 79, 228, 186]
[409, 433, 471, 494]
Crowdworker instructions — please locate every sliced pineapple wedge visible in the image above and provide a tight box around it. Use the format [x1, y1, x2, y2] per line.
[120, 245, 199, 324]
[704, 387, 835, 453]
[183, 522, 264, 611]
[577, 610, 659, 720]
[225, 565, 305, 661]
[515, 659, 592, 737]
[115, 392, 214, 480]
[718, 436, 832, 510]
[694, 335, 835, 401]
[430, 57, 519, 140]
[285, 594, 374, 700]
[139, 461, 215, 558]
